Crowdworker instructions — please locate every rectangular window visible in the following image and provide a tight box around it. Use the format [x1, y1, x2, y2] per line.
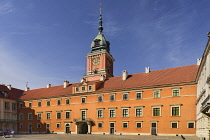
[122, 122, 128, 128]
[173, 89, 180, 97]
[19, 103, 23, 108]
[19, 113, 24, 120]
[88, 86, 92, 91]
[66, 99, 70, 104]
[4, 102, 10, 110]
[98, 96, 103, 102]
[81, 111, 86, 120]
[110, 94, 115, 101]
[122, 109, 129, 117]
[47, 100, 51, 106]
[57, 99, 61, 105]
[29, 102, 32, 108]
[136, 122, 142, 128]
[46, 112, 51, 120]
[154, 90, 160, 98]
[172, 107, 180, 116]
[38, 101, 42, 107]
[98, 122, 103, 128]
[98, 110, 103, 118]
[82, 86, 85, 91]
[136, 92, 142, 99]
[28, 113, 33, 120]
[76, 87, 79, 92]
[81, 97, 86, 103]
[12, 103, 17, 110]
[171, 122, 178, 128]
[37, 123, 41, 128]
[123, 94, 128, 100]
[136, 108, 143, 117]
[188, 122, 195, 128]
[57, 112, 61, 119]
[109, 110, 116, 118]
[20, 123, 23, 128]
[37, 113, 42, 120]
[66, 112, 70, 119]
[153, 108, 160, 116]
[56, 123, 60, 128]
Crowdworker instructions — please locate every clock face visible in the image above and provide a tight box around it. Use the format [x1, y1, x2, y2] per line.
[93, 58, 100, 65]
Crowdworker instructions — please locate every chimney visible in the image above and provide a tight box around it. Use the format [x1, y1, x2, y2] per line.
[25, 87, 30, 91]
[197, 58, 202, 65]
[145, 67, 150, 73]
[122, 70, 128, 81]
[7, 85, 12, 90]
[64, 81, 70, 88]
[47, 84, 51, 88]
[100, 75, 105, 81]
[80, 78, 86, 83]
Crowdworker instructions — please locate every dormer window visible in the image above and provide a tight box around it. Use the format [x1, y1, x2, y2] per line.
[82, 86, 86, 91]
[1, 91, 8, 97]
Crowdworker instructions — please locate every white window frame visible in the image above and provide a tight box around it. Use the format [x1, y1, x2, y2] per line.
[135, 106, 144, 117]
[110, 94, 115, 101]
[121, 107, 130, 117]
[82, 86, 86, 91]
[136, 91, 143, 99]
[136, 121, 143, 128]
[170, 104, 182, 116]
[46, 112, 51, 120]
[81, 97, 86, 103]
[122, 93, 129, 100]
[172, 88, 180, 97]
[76, 87, 79, 92]
[65, 111, 71, 119]
[56, 111, 62, 119]
[38, 100, 42, 107]
[154, 90, 161, 98]
[28, 113, 33, 120]
[152, 105, 162, 117]
[56, 123, 61, 128]
[122, 121, 129, 128]
[81, 110, 87, 120]
[88, 86, 92, 91]
[97, 109, 104, 118]
[187, 121, 195, 128]
[109, 107, 116, 118]
[98, 122, 103, 128]
[46, 100, 51, 106]
[171, 121, 179, 128]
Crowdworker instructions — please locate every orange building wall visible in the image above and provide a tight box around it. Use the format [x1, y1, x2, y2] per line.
[17, 84, 196, 135]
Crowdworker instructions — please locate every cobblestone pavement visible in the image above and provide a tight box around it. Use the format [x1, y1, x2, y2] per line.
[0, 134, 200, 140]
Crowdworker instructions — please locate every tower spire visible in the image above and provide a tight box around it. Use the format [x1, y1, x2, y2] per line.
[98, 3, 103, 34]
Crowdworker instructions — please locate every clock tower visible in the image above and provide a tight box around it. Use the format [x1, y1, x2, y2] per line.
[85, 6, 114, 82]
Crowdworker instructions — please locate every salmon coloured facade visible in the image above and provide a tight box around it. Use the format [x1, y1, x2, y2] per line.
[16, 7, 199, 136]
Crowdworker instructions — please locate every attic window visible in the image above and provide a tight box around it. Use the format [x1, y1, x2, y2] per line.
[1, 91, 8, 97]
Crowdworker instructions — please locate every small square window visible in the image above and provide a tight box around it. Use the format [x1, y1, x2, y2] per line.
[136, 92, 142, 99]
[110, 94, 115, 101]
[98, 122, 103, 128]
[153, 108, 160, 116]
[66, 99, 70, 104]
[154, 90, 160, 98]
[173, 89, 180, 97]
[188, 122, 195, 128]
[82, 97, 86, 103]
[123, 94, 128, 100]
[38, 101, 41, 107]
[56, 123, 60, 128]
[76, 87, 79, 92]
[88, 86, 92, 91]
[47, 100, 51, 106]
[122, 122, 128, 128]
[98, 96, 103, 102]
[82, 86, 85, 91]
[136, 122, 142, 128]
[171, 122, 178, 128]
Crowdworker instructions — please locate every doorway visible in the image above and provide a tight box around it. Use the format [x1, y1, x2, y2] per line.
[28, 124, 32, 133]
[78, 122, 88, 134]
[110, 123, 115, 134]
[65, 124, 70, 133]
[151, 122, 157, 135]
[46, 123, 50, 133]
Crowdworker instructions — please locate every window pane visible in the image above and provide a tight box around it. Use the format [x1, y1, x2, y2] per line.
[172, 123, 178, 128]
[136, 108, 142, 117]
[188, 123, 194, 128]
[173, 90, 180, 96]
[136, 93, 142, 99]
[172, 107, 179, 116]
[136, 123, 142, 128]
[153, 108, 160, 116]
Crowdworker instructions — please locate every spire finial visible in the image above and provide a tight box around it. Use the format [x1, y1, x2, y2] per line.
[98, 3, 103, 34]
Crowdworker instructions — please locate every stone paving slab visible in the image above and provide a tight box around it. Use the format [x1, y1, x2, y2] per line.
[0, 134, 200, 140]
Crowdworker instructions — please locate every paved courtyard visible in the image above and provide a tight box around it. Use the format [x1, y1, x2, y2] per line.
[0, 134, 199, 140]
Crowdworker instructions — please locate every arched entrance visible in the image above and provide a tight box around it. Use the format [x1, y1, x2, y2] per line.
[65, 124, 70, 134]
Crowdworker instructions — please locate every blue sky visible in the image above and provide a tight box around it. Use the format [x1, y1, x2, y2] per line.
[0, 0, 210, 90]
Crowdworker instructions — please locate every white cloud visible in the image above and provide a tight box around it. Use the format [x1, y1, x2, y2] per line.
[0, 2, 13, 15]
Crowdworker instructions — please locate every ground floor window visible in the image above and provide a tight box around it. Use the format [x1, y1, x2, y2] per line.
[136, 122, 142, 128]
[122, 122, 128, 128]
[171, 121, 178, 128]
[98, 122, 103, 128]
[188, 121, 195, 128]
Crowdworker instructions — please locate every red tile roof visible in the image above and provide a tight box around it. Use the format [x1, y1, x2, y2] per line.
[0, 85, 24, 100]
[19, 65, 198, 100]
